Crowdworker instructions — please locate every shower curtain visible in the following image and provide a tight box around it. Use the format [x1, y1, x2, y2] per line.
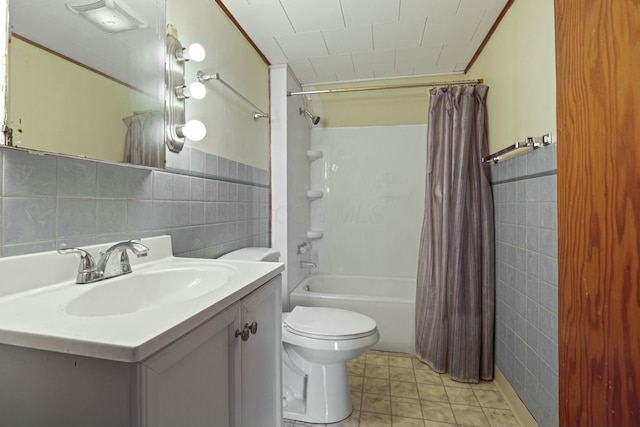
[123, 111, 165, 168]
[415, 85, 495, 383]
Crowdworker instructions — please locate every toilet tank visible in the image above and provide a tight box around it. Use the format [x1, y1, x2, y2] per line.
[218, 247, 281, 262]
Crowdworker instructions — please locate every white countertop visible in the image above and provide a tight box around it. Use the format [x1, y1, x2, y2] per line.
[0, 236, 284, 363]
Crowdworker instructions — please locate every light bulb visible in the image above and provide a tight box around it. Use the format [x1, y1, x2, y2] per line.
[186, 43, 205, 62]
[179, 120, 206, 141]
[187, 81, 206, 99]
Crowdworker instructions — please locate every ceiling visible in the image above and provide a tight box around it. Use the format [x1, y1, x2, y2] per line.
[220, 0, 509, 86]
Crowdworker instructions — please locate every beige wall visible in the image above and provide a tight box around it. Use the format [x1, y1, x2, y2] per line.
[307, 0, 557, 154]
[466, 0, 556, 152]
[7, 38, 157, 163]
[167, 0, 270, 169]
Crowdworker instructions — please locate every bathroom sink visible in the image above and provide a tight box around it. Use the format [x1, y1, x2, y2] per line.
[64, 264, 234, 317]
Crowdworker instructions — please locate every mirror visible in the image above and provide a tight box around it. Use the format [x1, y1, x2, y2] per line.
[6, 0, 166, 167]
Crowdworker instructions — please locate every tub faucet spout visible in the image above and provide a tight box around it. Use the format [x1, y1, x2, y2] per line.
[300, 261, 316, 269]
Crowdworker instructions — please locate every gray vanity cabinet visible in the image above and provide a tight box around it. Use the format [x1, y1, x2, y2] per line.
[140, 275, 282, 427]
[0, 275, 282, 427]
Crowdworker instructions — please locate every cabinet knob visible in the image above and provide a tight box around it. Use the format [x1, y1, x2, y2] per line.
[235, 327, 250, 341]
[249, 321, 258, 335]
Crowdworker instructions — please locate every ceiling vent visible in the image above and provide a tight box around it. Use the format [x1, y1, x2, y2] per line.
[66, 0, 147, 34]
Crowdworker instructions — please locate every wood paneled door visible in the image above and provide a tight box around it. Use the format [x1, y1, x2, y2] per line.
[555, 0, 640, 425]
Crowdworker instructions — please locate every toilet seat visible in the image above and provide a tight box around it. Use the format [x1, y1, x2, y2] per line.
[284, 306, 377, 340]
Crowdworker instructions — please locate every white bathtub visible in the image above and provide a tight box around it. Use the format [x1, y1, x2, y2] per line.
[289, 274, 416, 353]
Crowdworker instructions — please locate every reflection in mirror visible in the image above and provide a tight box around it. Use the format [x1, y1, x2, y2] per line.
[6, 0, 166, 167]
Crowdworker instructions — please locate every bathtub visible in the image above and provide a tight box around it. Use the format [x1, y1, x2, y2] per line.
[289, 274, 416, 353]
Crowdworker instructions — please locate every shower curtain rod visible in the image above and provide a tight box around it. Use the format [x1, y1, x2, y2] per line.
[287, 78, 483, 96]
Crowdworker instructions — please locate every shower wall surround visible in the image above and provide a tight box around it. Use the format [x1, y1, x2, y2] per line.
[310, 125, 426, 278]
[270, 66, 312, 309]
[490, 145, 558, 427]
[0, 147, 270, 258]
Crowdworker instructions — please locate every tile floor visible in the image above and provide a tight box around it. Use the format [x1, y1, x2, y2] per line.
[284, 350, 522, 427]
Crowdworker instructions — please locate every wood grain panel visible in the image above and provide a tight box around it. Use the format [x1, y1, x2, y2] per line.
[555, 0, 640, 426]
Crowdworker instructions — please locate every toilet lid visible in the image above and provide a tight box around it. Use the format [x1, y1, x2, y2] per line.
[284, 306, 377, 339]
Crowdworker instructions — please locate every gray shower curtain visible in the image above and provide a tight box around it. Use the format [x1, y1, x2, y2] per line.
[123, 111, 165, 168]
[415, 85, 495, 383]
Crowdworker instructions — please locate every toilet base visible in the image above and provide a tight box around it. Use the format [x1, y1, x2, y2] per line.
[283, 360, 353, 424]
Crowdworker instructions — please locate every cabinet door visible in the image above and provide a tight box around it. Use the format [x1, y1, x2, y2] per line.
[240, 276, 283, 427]
[141, 304, 242, 427]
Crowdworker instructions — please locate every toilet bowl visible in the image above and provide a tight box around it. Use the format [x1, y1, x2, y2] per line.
[219, 248, 380, 424]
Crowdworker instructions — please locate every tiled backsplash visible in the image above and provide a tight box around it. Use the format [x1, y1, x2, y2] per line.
[0, 146, 270, 258]
[490, 144, 558, 427]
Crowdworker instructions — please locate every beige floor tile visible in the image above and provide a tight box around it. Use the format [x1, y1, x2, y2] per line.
[451, 404, 490, 427]
[353, 354, 367, 364]
[360, 411, 392, 427]
[470, 381, 499, 391]
[390, 367, 417, 382]
[392, 415, 425, 426]
[364, 377, 391, 395]
[367, 354, 390, 366]
[423, 422, 457, 427]
[352, 391, 363, 411]
[328, 410, 361, 427]
[390, 380, 419, 399]
[412, 359, 433, 371]
[420, 400, 456, 424]
[414, 369, 442, 385]
[294, 421, 326, 426]
[349, 362, 366, 377]
[362, 393, 391, 414]
[283, 420, 296, 427]
[366, 364, 390, 379]
[350, 375, 364, 392]
[440, 375, 471, 388]
[483, 408, 522, 427]
[473, 390, 510, 410]
[445, 386, 480, 406]
[390, 396, 423, 419]
[417, 383, 449, 402]
[389, 356, 414, 368]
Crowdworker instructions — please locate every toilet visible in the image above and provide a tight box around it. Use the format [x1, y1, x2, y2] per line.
[218, 248, 380, 424]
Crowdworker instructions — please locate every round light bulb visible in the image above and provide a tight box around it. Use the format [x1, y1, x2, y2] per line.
[182, 120, 206, 141]
[186, 43, 205, 62]
[187, 81, 206, 99]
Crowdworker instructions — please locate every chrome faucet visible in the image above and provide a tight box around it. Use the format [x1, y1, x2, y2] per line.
[58, 240, 149, 284]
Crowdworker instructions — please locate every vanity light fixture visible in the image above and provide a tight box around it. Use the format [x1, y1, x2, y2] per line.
[175, 82, 207, 100]
[176, 43, 206, 62]
[176, 120, 207, 142]
[66, 0, 147, 34]
[166, 33, 207, 152]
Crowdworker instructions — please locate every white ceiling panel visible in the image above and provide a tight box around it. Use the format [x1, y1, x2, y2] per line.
[422, 11, 482, 46]
[220, 0, 510, 85]
[398, 0, 460, 21]
[395, 45, 442, 71]
[288, 58, 319, 84]
[224, 2, 294, 38]
[337, 69, 375, 82]
[340, 0, 400, 27]
[280, 0, 344, 33]
[373, 19, 426, 51]
[352, 50, 396, 73]
[276, 31, 329, 60]
[323, 26, 373, 56]
[310, 54, 354, 78]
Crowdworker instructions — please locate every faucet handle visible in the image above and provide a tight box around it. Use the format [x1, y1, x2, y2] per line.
[58, 248, 97, 271]
[58, 248, 100, 284]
